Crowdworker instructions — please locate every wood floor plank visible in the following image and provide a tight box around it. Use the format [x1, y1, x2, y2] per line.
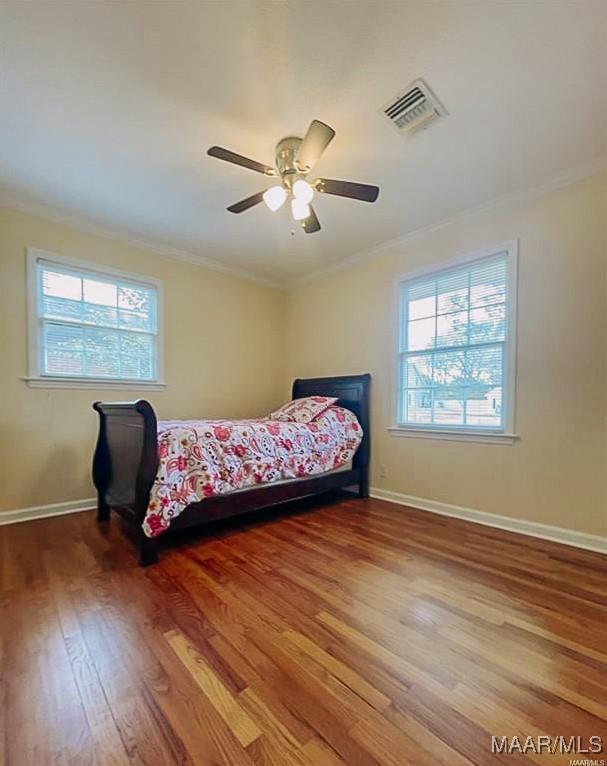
[301, 737, 347, 765]
[282, 628, 391, 711]
[244, 628, 381, 766]
[238, 688, 316, 766]
[1, 494, 605, 765]
[165, 628, 262, 747]
[124, 594, 255, 765]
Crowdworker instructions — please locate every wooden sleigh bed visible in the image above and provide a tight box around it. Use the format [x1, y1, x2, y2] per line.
[92, 374, 371, 565]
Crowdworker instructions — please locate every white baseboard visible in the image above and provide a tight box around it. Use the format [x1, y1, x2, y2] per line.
[370, 488, 607, 555]
[0, 497, 96, 526]
[2, 490, 605, 556]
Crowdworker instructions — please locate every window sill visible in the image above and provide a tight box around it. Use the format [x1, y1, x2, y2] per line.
[387, 426, 518, 445]
[22, 376, 167, 391]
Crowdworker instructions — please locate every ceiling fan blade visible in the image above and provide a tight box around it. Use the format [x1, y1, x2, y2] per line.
[301, 205, 321, 234]
[227, 190, 265, 214]
[315, 178, 380, 203]
[296, 120, 336, 172]
[207, 146, 275, 175]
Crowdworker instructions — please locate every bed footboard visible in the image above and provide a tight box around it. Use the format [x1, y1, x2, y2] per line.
[92, 400, 159, 564]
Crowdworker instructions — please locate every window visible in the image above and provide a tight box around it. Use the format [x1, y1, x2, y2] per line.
[26, 249, 164, 389]
[393, 243, 517, 441]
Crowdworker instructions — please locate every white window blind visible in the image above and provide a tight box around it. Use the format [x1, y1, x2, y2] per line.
[398, 250, 515, 432]
[33, 256, 160, 382]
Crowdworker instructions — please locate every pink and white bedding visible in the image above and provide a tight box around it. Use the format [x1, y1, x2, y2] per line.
[143, 406, 362, 537]
[269, 395, 338, 423]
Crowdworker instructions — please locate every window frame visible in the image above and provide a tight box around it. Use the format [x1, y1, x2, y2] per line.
[389, 241, 518, 444]
[25, 247, 166, 390]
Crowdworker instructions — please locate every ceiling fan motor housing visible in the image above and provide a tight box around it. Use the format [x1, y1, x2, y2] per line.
[275, 136, 304, 186]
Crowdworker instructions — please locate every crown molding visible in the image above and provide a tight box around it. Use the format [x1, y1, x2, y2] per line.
[289, 155, 607, 288]
[2, 155, 604, 292]
[0, 191, 283, 290]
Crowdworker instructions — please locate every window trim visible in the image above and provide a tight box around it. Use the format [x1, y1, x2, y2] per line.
[25, 247, 166, 390]
[389, 240, 518, 442]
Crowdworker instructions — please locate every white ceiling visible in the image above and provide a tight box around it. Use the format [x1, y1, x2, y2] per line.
[1, 0, 606, 286]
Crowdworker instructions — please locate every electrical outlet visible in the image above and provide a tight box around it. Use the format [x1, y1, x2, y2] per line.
[379, 464, 388, 479]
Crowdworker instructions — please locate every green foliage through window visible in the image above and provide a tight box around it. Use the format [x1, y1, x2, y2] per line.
[38, 261, 158, 381]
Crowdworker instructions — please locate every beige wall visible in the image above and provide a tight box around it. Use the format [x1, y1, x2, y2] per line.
[0, 207, 285, 512]
[285, 173, 607, 537]
[2, 173, 606, 537]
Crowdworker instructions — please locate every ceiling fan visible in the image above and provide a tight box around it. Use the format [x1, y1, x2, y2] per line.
[207, 120, 379, 234]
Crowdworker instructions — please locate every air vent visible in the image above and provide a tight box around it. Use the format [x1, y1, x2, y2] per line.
[382, 78, 447, 136]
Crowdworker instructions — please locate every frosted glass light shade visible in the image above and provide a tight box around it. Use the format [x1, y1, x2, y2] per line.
[292, 179, 314, 204]
[263, 185, 287, 212]
[291, 198, 310, 221]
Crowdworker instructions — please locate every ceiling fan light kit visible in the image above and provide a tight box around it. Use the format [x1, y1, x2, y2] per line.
[291, 198, 310, 221]
[262, 185, 287, 212]
[207, 119, 380, 234]
[292, 179, 314, 204]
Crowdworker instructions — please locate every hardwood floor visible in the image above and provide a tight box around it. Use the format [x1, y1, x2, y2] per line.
[1, 493, 606, 765]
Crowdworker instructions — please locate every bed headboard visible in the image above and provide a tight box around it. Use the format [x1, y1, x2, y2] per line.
[292, 374, 371, 471]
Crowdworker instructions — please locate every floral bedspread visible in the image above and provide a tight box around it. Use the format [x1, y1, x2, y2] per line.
[143, 406, 362, 537]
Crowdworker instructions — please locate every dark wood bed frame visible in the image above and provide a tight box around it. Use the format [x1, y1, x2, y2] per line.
[92, 373, 371, 565]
